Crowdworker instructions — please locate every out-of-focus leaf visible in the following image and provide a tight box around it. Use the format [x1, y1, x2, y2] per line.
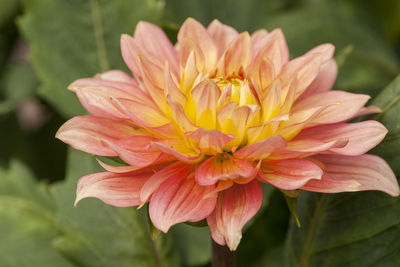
[18, 0, 164, 117]
[164, 0, 289, 32]
[372, 75, 400, 176]
[0, 161, 73, 267]
[0, 0, 19, 28]
[262, 4, 399, 97]
[51, 148, 179, 267]
[0, 62, 38, 114]
[169, 223, 211, 266]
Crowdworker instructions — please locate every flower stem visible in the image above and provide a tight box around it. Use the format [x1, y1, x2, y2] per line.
[211, 239, 236, 267]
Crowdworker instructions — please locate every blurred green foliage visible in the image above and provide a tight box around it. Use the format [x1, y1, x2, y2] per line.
[0, 0, 399, 266]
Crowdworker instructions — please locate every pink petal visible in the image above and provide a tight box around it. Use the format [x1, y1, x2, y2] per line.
[75, 169, 153, 207]
[164, 62, 186, 104]
[185, 128, 234, 154]
[179, 37, 206, 74]
[191, 80, 221, 129]
[313, 154, 399, 196]
[297, 59, 337, 102]
[207, 180, 263, 250]
[134, 21, 179, 77]
[259, 159, 323, 190]
[234, 135, 287, 160]
[304, 43, 335, 63]
[120, 34, 142, 77]
[96, 70, 137, 84]
[140, 162, 193, 203]
[68, 76, 149, 100]
[112, 97, 170, 127]
[75, 89, 128, 119]
[178, 18, 218, 72]
[250, 55, 275, 92]
[247, 113, 289, 144]
[251, 28, 289, 67]
[262, 80, 281, 122]
[352, 105, 382, 118]
[292, 91, 370, 126]
[97, 159, 144, 173]
[204, 180, 234, 199]
[301, 173, 361, 193]
[279, 53, 323, 100]
[180, 50, 199, 90]
[220, 32, 251, 76]
[137, 55, 168, 112]
[207, 19, 239, 57]
[195, 154, 255, 185]
[103, 136, 161, 167]
[293, 121, 388, 156]
[149, 174, 217, 232]
[278, 105, 329, 140]
[69, 76, 152, 119]
[269, 138, 348, 160]
[56, 116, 136, 156]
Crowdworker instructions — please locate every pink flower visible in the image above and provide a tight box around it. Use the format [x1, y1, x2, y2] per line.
[56, 18, 399, 250]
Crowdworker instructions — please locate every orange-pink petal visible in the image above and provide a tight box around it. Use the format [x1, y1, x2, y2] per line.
[134, 21, 179, 77]
[56, 116, 136, 156]
[195, 154, 255, 185]
[292, 91, 370, 126]
[104, 136, 161, 167]
[140, 162, 193, 204]
[149, 174, 216, 232]
[207, 19, 239, 57]
[301, 173, 361, 193]
[112, 97, 170, 128]
[297, 59, 337, 102]
[259, 159, 323, 190]
[178, 18, 217, 72]
[75, 169, 153, 207]
[293, 121, 388, 156]
[234, 135, 286, 160]
[221, 32, 251, 76]
[185, 128, 234, 154]
[313, 154, 400, 196]
[207, 180, 263, 250]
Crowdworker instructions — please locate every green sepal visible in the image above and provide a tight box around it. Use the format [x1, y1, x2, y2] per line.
[281, 190, 301, 228]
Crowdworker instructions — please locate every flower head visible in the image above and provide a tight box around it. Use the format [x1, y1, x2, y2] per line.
[57, 18, 399, 250]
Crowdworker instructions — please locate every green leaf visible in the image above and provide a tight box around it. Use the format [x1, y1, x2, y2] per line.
[371, 75, 400, 176]
[0, 161, 72, 267]
[284, 192, 400, 267]
[51, 148, 179, 267]
[18, 0, 164, 117]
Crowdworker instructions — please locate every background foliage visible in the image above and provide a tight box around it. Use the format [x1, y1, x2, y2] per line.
[0, 0, 399, 266]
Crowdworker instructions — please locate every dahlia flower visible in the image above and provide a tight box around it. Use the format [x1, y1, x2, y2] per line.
[56, 18, 399, 250]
